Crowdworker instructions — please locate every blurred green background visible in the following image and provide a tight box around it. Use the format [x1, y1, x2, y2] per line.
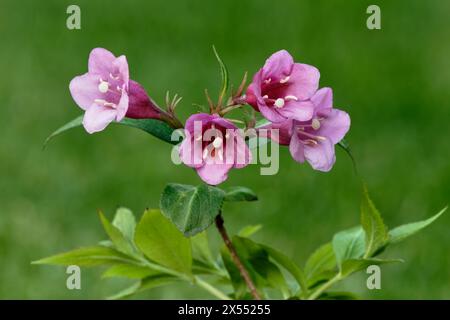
[0, 0, 449, 299]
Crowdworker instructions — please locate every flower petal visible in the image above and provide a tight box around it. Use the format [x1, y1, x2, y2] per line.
[69, 73, 101, 110]
[304, 137, 336, 172]
[184, 113, 215, 133]
[88, 48, 116, 76]
[211, 115, 238, 130]
[288, 63, 320, 100]
[259, 103, 289, 123]
[245, 83, 259, 110]
[289, 132, 306, 163]
[259, 119, 293, 145]
[262, 50, 294, 80]
[179, 137, 203, 168]
[279, 100, 315, 122]
[196, 163, 233, 185]
[113, 55, 130, 86]
[311, 87, 333, 111]
[317, 108, 351, 144]
[115, 88, 129, 121]
[82, 104, 117, 134]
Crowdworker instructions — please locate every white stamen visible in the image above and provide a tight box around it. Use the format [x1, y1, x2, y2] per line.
[225, 132, 231, 139]
[312, 118, 321, 130]
[212, 137, 223, 149]
[94, 99, 107, 104]
[274, 98, 285, 108]
[94, 98, 116, 108]
[264, 78, 272, 84]
[195, 135, 202, 141]
[262, 95, 269, 99]
[316, 135, 327, 141]
[280, 76, 290, 84]
[284, 95, 298, 101]
[218, 149, 223, 161]
[304, 139, 318, 145]
[98, 81, 109, 93]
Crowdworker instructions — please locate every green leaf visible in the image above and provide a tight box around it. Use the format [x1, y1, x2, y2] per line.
[340, 258, 402, 277]
[389, 207, 447, 244]
[160, 183, 225, 237]
[233, 237, 289, 297]
[260, 244, 308, 295]
[107, 274, 178, 300]
[191, 231, 216, 267]
[318, 291, 359, 300]
[304, 243, 337, 283]
[32, 246, 135, 266]
[224, 186, 258, 202]
[102, 264, 159, 279]
[44, 117, 176, 147]
[192, 259, 227, 278]
[99, 211, 135, 255]
[112, 207, 136, 244]
[332, 226, 366, 268]
[307, 270, 338, 289]
[220, 246, 248, 298]
[139, 274, 179, 291]
[98, 240, 114, 248]
[43, 115, 84, 147]
[360, 185, 389, 257]
[134, 209, 192, 275]
[118, 118, 176, 144]
[337, 139, 357, 172]
[238, 225, 263, 237]
[212, 45, 229, 103]
[107, 282, 141, 300]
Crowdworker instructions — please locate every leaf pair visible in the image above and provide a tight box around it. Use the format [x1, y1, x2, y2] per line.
[160, 183, 257, 237]
[34, 208, 192, 299]
[302, 185, 446, 298]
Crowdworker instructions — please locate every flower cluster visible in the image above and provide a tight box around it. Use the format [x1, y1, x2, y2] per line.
[69, 48, 350, 184]
[247, 51, 350, 172]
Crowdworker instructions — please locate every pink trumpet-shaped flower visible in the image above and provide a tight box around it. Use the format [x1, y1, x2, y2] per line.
[263, 88, 350, 172]
[179, 113, 252, 185]
[69, 48, 163, 133]
[246, 50, 320, 123]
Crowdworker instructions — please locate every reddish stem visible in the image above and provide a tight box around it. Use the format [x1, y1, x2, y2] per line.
[215, 214, 261, 300]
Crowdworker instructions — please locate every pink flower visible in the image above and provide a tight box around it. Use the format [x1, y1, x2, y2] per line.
[263, 88, 350, 172]
[179, 113, 252, 185]
[69, 48, 163, 133]
[246, 50, 320, 123]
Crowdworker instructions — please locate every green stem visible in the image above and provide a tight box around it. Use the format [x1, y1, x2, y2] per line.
[140, 256, 230, 300]
[307, 273, 341, 300]
[195, 276, 232, 300]
[138, 257, 191, 281]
